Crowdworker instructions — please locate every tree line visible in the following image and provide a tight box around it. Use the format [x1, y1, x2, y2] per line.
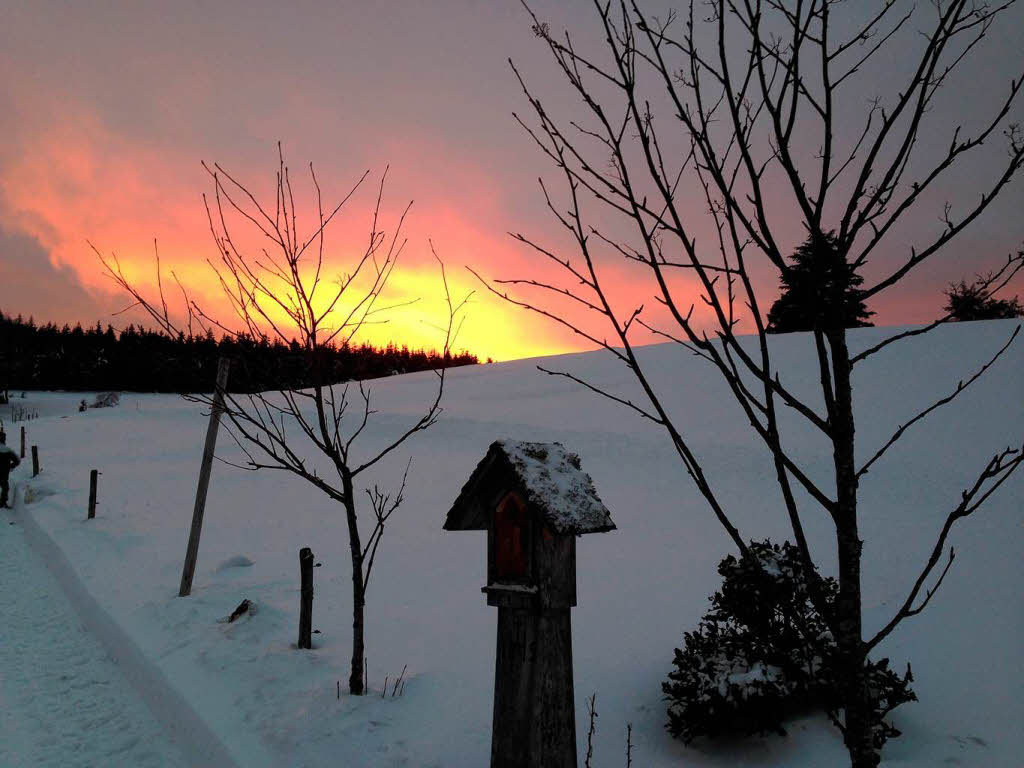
[0, 311, 479, 394]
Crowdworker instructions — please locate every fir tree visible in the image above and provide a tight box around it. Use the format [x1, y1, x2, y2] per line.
[943, 279, 1023, 321]
[766, 232, 874, 334]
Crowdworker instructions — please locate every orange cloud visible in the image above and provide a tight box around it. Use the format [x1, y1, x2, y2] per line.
[0, 108, 594, 360]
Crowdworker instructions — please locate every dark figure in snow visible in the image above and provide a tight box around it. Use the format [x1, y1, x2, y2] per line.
[0, 443, 19, 508]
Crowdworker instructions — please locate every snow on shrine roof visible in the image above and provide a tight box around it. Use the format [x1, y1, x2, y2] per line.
[444, 439, 616, 535]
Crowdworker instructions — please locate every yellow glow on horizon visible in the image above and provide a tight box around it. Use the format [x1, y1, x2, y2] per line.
[0, 120, 590, 362]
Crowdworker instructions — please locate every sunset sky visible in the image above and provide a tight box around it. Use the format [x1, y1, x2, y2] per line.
[2, 0, 1022, 361]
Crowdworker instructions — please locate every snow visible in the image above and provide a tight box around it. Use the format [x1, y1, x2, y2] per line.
[495, 439, 615, 534]
[90, 392, 121, 409]
[446, 438, 616, 533]
[484, 583, 539, 594]
[722, 663, 785, 698]
[1, 319, 1021, 767]
[0, 507, 192, 767]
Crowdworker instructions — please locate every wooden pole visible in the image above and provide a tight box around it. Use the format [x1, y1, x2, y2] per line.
[20, 426, 25, 459]
[298, 547, 314, 649]
[87, 469, 99, 520]
[491, 606, 576, 768]
[178, 357, 231, 597]
[31, 445, 39, 477]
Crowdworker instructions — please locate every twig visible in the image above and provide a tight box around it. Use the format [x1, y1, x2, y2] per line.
[584, 693, 597, 768]
[392, 665, 407, 697]
[857, 326, 1020, 477]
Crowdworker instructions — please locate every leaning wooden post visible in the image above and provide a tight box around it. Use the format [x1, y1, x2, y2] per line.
[20, 426, 26, 459]
[179, 357, 231, 597]
[298, 547, 314, 649]
[444, 440, 617, 768]
[87, 469, 99, 520]
[31, 445, 39, 477]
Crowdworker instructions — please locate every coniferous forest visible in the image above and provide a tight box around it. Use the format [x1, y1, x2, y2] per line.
[0, 311, 480, 395]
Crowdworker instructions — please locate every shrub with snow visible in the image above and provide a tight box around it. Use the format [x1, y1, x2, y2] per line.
[663, 540, 915, 747]
[91, 392, 121, 408]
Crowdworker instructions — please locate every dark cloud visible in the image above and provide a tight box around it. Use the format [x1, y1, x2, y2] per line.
[0, 225, 123, 327]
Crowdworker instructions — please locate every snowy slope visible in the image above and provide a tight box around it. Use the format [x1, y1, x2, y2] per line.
[3, 320, 1021, 767]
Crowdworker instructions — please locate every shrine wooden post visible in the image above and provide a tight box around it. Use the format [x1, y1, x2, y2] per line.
[444, 440, 616, 768]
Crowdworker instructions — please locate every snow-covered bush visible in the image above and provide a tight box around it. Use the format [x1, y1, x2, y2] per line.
[663, 541, 914, 746]
[91, 392, 120, 408]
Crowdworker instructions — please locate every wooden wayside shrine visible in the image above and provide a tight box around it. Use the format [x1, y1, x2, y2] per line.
[444, 440, 616, 768]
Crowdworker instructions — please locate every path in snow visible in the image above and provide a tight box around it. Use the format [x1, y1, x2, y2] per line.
[0, 507, 188, 768]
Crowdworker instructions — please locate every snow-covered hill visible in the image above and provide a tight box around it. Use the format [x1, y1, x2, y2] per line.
[3, 320, 1022, 767]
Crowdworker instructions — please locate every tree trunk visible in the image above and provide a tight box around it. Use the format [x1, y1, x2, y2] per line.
[828, 328, 878, 768]
[342, 470, 366, 695]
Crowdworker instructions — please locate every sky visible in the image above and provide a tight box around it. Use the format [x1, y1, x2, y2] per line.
[1, 0, 1022, 361]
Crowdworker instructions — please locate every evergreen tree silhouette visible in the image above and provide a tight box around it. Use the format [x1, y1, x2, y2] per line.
[943, 280, 1023, 321]
[0, 310, 479, 393]
[766, 231, 874, 334]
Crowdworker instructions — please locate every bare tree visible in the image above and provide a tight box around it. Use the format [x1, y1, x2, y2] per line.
[97, 146, 470, 695]
[480, 2, 1024, 765]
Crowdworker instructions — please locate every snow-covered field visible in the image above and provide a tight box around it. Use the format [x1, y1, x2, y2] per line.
[2, 320, 1021, 767]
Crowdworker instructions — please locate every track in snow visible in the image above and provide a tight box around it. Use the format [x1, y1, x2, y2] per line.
[0, 508, 188, 768]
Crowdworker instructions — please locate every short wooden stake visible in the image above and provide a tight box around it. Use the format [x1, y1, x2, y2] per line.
[20, 426, 25, 459]
[179, 357, 231, 597]
[87, 469, 99, 519]
[298, 546, 314, 649]
[31, 445, 39, 477]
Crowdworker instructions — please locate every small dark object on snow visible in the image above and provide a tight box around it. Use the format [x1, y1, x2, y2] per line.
[227, 599, 252, 623]
[91, 392, 121, 409]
